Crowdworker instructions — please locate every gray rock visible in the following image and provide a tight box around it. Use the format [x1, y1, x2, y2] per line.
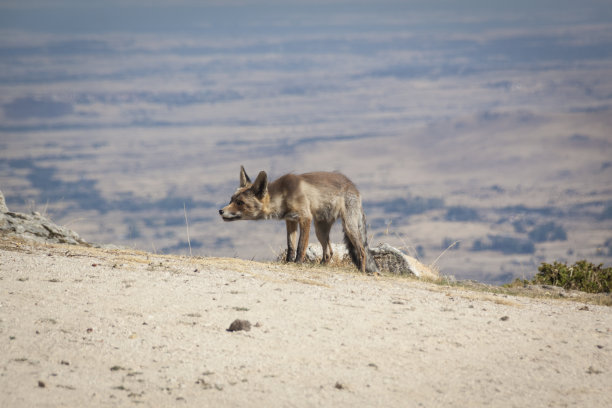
[277, 240, 438, 279]
[0, 190, 8, 213]
[305, 242, 349, 261]
[227, 319, 251, 332]
[370, 243, 436, 278]
[0, 189, 89, 246]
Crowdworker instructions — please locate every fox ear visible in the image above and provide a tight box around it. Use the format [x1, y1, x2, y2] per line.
[240, 165, 251, 187]
[252, 171, 268, 199]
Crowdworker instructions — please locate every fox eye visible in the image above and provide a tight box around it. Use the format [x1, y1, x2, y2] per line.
[236, 200, 244, 206]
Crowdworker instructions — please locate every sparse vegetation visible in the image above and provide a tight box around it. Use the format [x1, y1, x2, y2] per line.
[526, 260, 611, 293]
[368, 195, 444, 216]
[445, 206, 479, 222]
[472, 235, 535, 254]
[527, 221, 567, 242]
[511, 219, 532, 233]
[600, 204, 612, 220]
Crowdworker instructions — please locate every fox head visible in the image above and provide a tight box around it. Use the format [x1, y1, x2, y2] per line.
[219, 166, 269, 221]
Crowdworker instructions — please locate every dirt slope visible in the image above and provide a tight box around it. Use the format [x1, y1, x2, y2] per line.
[0, 236, 610, 407]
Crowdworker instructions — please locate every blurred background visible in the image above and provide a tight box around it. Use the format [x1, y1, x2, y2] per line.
[1, 0, 611, 283]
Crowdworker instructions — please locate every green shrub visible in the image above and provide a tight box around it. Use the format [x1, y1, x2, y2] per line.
[532, 260, 612, 293]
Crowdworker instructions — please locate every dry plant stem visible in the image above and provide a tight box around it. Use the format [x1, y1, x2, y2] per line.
[432, 240, 460, 268]
[184, 202, 192, 257]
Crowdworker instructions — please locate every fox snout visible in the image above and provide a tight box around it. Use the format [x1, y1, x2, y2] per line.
[219, 206, 240, 221]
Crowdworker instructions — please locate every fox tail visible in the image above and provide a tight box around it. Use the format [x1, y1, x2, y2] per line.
[343, 197, 379, 274]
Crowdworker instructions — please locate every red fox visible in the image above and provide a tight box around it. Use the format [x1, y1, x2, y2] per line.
[219, 166, 379, 274]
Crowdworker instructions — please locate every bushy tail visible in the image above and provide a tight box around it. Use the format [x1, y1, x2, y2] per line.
[343, 199, 379, 274]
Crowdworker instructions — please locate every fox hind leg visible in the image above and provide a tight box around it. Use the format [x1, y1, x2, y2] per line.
[314, 220, 333, 264]
[285, 220, 298, 262]
[295, 218, 311, 263]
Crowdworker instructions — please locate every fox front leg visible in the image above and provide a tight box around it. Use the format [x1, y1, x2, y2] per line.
[294, 218, 311, 263]
[285, 220, 298, 262]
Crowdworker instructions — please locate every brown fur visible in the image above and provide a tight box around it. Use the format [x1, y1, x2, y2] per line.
[219, 166, 378, 274]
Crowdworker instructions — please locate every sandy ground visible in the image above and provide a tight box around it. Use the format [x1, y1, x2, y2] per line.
[0, 236, 611, 408]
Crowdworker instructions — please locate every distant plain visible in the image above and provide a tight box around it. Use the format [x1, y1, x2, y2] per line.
[1, 1, 611, 283]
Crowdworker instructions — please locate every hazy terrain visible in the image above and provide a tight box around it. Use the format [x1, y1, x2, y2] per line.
[1, 0, 612, 283]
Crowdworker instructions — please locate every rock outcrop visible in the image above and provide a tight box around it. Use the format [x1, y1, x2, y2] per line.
[278, 241, 438, 279]
[0, 190, 89, 246]
[369, 243, 438, 279]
